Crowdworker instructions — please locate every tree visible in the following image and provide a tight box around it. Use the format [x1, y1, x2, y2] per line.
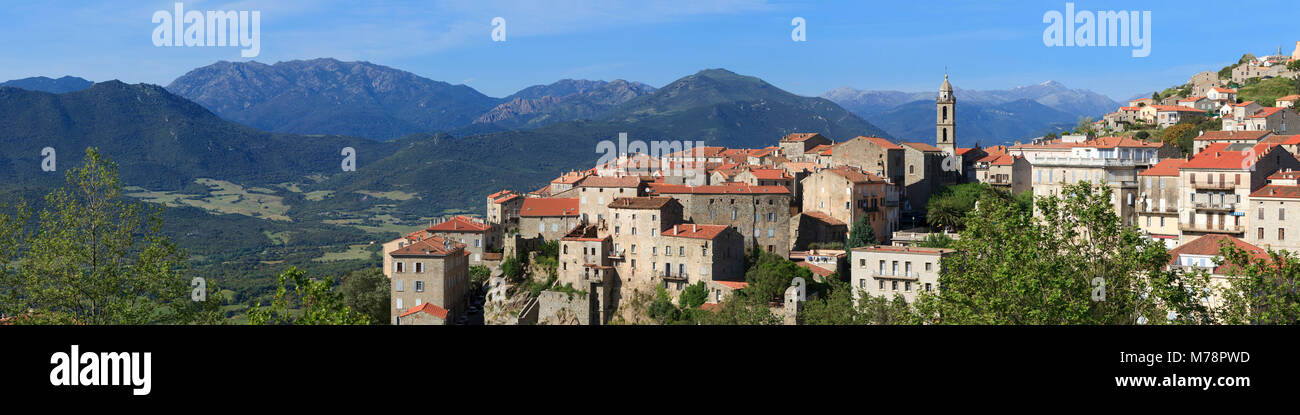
[918, 233, 955, 249]
[699, 291, 781, 325]
[913, 182, 1210, 324]
[469, 265, 492, 293]
[339, 268, 390, 325]
[1134, 131, 1150, 141]
[678, 281, 708, 309]
[1216, 243, 1300, 324]
[0, 148, 221, 325]
[846, 214, 877, 249]
[1162, 123, 1199, 154]
[501, 253, 524, 283]
[926, 198, 963, 231]
[744, 250, 814, 304]
[647, 285, 681, 324]
[247, 267, 370, 325]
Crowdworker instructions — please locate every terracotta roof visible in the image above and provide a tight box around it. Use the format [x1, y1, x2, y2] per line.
[1167, 234, 1267, 274]
[745, 168, 792, 180]
[714, 280, 750, 289]
[488, 190, 514, 199]
[1139, 158, 1189, 176]
[1178, 96, 1206, 102]
[389, 235, 464, 257]
[1250, 185, 1300, 199]
[781, 133, 825, 142]
[955, 148, 975, 155]
[578, 176, 643, 188]
[1194, 130, 1271, 141]
[399, 303, 449, 319]
[529, 185, 551, 196]
[807, 144, 833, 154]
[551, 171, 589, 184]
[1277, 94, 1300, 102]
[1212, 87, 1237, 93]
[823, 166, 886, 184]
[648, 182, 790, 195]
[782, 162, 819, 173]
[902, 142, 944, 152]
[427, 216, 491, 233]
[664, 146, 727, 158]
[519, 197, 579, 217]
[989, 154, 1020, 166]
[662, 223, 729, 240]
[494, 194, 521, 204]
[1231, 101, 1258, 108]
[699, 303, 721, 311]
[608, 196, 676, 210]
[1267, 169, 1300, 180]
[1182, 142, 1280, 170]
[847, 136, 903, 150]
[1151, 105, 1205, 113]
[1012, 136, 1161, 150]
[1248, 107, 1287, 118]
[1119, 106, 1141, 111]
[802, 211, 846, 226]
[797, 261, 836, 278]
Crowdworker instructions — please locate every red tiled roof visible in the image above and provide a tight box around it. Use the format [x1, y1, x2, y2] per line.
[551, 171, 589, 184]
[399, 303, 449, 319]
[1250, 185, 1300, 199]
[488, 190, 514, 199]
[781, 133, 825, 142]
[1268, 169, 1300, 180]
[1139, 158, 1189, 176]
[494, 194, 521, 204]
[1167, 234, 1267, 274]
[1248, 107, 1287, 118]
[1151, 105, 1205, 113]
[699, 303, 721, 311]
[427, 216, 491, 233]
[1178, 96, 1206, 102]
[1119, 106, 1141, 111]
[578, 176, 643, 188]
[955, 148, 975, 155]
[389, 235, 464, 257]
[519, 197, 579, 217]
[797, 261, 836, 278]
[848, 136, 902, 150]
[1277, 94, 1300, 102]
[1194, 130, 1271, 141]
[1182, 142, 1280, 170]
[746, 168, 792, 180]
[714, 280, 749, 290]
[1011, 136, 1161, 150]
[662, 223, 729, 240]
[1212, 87, 1237, 93]
[902, 142, 944, 152]
[850, 245, 956, 255]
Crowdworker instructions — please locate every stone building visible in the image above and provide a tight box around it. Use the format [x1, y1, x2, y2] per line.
[779, 133, 832, 162]
[900, 142, 948, 212]
[647, 182, 792, 257]
[1177, 142, 1300, 244]
[1246, 169, 1300, 253]
[486, 190, 523, 228]
[425, 215, 498, 266]
[606, 197, 685, 292]
[1010, 136, 1174, 225]
[1192, 130, 1272, 154]
[733, 167, 795, 191]
[800, 166, 898, 243]
[849, 245, 955, 304]
[1136, 158, 1189, 249]
[576, 176, 647, 226]
[936, 74, 957, 156]
[972, 152, 1031, 195]
[658, 223, 746, 293]
[519, 197, 581, 242]
[389, 235, 469, 325]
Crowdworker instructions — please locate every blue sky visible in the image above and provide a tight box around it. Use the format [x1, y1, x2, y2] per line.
[1, 0, 1296, 100]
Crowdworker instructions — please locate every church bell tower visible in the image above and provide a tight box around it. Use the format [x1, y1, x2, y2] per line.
[936, 73, 956, 156]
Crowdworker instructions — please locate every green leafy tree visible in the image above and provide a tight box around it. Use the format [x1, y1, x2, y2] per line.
[1161, 123, 1199, 154]
[1216, 243, 1300, 324]
[1134, 131, 1150, 141]
[918, 233, 955, 249]
[501, 254, 524, 283]
[339, 268, 390, 325]
[846, 214, 877, 249]
[469, 265, 492, 293]
[926, 198, 963, 232]
[0, 148, 221, 325]
[744, 250, 814, 304]
[913, 182, 1210, 324]
[678, 281, 708, 309]
[647, 285, 681, 324]
[699, 290, 781, 325]
[247, 267, 370, 325]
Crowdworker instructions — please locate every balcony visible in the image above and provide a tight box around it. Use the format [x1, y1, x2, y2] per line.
[1029, 156, 1157, 168]
[1192, 202, 1235, 212]
[1191, 181, 1236, 191]
[660, 272, 688, 282]
[871, 271, 919, 281]
[608, 249, 625, 260]
[1137, 206, 1178, 215]
[1178, 223, 1243, 234]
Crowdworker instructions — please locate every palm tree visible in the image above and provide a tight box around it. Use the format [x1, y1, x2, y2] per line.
[927, 199, 962, 232]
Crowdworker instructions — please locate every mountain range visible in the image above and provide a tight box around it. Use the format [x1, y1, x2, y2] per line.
[822, 80, 1120, 144]
[0, 76, 93, 93]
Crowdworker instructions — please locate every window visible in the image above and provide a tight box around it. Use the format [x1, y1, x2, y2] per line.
[860, 258, 866, 267]
[768, 213, 775, 222]
[1281, 228, 1287, 241]
[415, 281, 425, 292]
[679, 246, 685, 256]
[768, 228, 775, 238]
[860, 279, 866, 288]
[631, 259, 637, 268]
[395, 262, 404, 273]
[879, 280, 885, 290]
[538, 223, 545, 234]
[415, 262, 424, 273]
[396, 279, 404, 291]
[715, 290, 722, 302]
[1259, 228, 1265, 239]
[396, 298, 403, 310]
[905, 282, 912, 292]
[551, 223, 558, 232]
[731, 210, 738, 220]
[925, 283, 932, 292]
[905, 262, 912, 276]
[665, 246, 671, 256]
[925, 262, 932, 272]
[631, 244, 637, 254]
[1281, 208, 1287, 221]
[892, 281, 898, 291]
[879, 260, 886, 275]
[652, 247, 657, 255]
[702, 247, 708, 256]
[1259, 208, 1265, 220]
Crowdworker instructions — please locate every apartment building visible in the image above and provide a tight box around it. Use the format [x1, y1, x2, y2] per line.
[486, 190, 524, 230]
[733, 167, 795, 191]
[849, 245, 955, 304]
[1167, 234, 1269, 311]
[1137, 159, 1189, 248]
[830, 136, 906, 186]
[900, 142, 949, 212]
[1246, 169, 1300, 253]
[425, 215, 497, 266]
[576, 176, 646, 225]
[972, 152, 1031, 195]
[606, 197, 684, 291]
[389, 235, 469, 325]
[1011, 136, 1174, 225]
[1143, 105, 1206, 128]
[801, 166, 899, 243]
[1223, 106, 1300, 134]
[647, 182, 792, 257]
[519, 197, 581, 241]
[658, 223, 745, 293]
[1177, 142, 1300, 243]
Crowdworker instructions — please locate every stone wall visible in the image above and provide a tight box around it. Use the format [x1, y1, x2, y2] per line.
[537, 290, 592, 325]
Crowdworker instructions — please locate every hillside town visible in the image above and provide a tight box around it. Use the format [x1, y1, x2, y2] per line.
[382, 44, 1300, 325]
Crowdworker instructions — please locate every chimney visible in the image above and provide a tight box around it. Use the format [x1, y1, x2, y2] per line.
[674, 225, 679, 234]
[692, 224, 697, 232]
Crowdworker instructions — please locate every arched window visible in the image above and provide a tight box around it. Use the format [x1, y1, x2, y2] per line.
[942, 106, 948, 121]
[942, 128, 948, 142]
